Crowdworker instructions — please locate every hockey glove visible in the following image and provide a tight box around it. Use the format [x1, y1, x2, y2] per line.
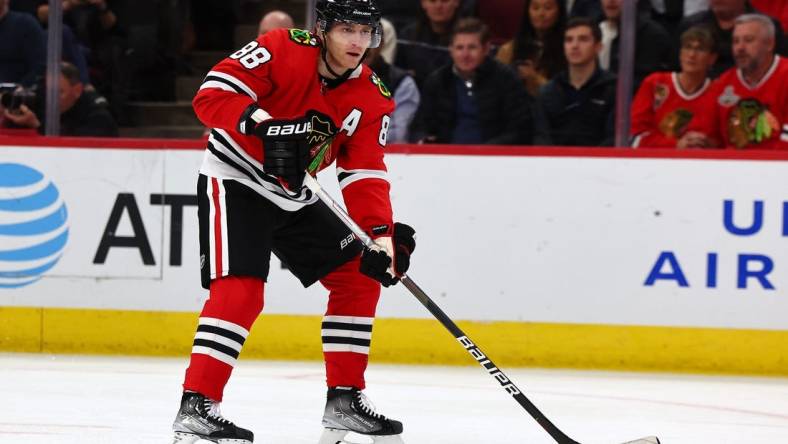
[359, 222, 416, 287]
[253, 114, 313, 190]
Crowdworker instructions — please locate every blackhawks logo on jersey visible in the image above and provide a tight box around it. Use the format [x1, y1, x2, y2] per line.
[289, 29, 319, 47]
[306, 112, 338, 174]
[369, 73, 392, 99]
[727, 98, 779, 148]
[659, 108, 693, 138]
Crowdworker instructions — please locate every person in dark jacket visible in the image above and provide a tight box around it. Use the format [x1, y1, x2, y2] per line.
[411, 17, 533, 145]
[395, 0, 462, 87]
[3, 62, 118, 137]
[0, 0, 45, 87]
[677, 0, 787, 78]
[535, 17, 617, 146]
[598, 0, 672, 91]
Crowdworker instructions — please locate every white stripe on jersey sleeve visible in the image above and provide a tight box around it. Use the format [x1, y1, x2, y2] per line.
[336, 168, 389, 190]
[204, 70, 258, 101]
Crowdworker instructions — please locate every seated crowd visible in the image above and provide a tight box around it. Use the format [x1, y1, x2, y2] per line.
[1, 0, 786, 149]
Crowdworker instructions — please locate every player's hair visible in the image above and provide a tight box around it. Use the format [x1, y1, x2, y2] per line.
[450, 17, 491, 45]
[60, 62, 81, 85]
[735, 14, 776, 41]
[680, 25, 717, 53]
[565, 17, 601, 43]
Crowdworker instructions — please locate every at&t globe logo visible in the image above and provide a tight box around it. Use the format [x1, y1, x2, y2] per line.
[0, 163, 69, 288]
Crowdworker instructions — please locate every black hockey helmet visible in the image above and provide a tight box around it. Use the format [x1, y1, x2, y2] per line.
[315, 0, 383, 48]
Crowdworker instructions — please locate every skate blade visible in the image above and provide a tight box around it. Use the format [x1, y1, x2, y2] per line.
[621, 436, 660, 444]
[172, 432, 201, 444]
[173, 431, 252, 444]
[319, 428, 404, 444]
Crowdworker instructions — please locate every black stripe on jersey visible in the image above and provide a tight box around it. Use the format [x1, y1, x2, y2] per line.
[321, 336, 372, 347]
[337, 171, 352, 183]
[321, 321, 373, 332]
[210, 130, 314, 202]
[207, 142, 258, 183]
[196, 324, 247, 346]
[192, 338, 241, 359]
[203, 75, 250, 97]
[211, 130, 268, 181]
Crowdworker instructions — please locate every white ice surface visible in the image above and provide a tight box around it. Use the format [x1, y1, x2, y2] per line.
[2, 353, 788, 443]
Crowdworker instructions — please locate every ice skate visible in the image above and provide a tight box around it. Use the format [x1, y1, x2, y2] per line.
[319, 386, 404, 444]
[172, 392, 254, 443]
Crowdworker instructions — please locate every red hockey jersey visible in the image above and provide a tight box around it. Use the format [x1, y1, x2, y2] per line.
[193, 28, 396, 232]
[713, 56, 788, 150]
[630, 72, 717, 148]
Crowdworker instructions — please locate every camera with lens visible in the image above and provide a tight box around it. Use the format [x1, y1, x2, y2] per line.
[0, 83, 38, 112]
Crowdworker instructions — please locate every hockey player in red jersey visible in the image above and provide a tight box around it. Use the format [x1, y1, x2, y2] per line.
[714, 14, 788, 150]
[171, 1, 415, 443]
[631, 26, 720, 149]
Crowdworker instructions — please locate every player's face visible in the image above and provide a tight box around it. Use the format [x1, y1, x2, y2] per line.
[732, 21, 774, 74]
[326, 22, 374, 71]
[449, 33, 489, 75]
[679, 40, 716, 76]
[421, 0, 459, 26]
[601, 0, 621, 21]
[564, 26, 600, 66]
[529, 0, 560, 33]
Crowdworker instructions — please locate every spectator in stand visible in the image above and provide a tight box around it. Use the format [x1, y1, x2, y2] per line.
[3, 62, 118, 137]
[714, 14, 788, 150]
[379, 17, 397, 64]
[496, 0, 567, 96]
[411, 18, 533, 144]
[11, 2, 92, 85]
[364, 27, 420, 144]
[0, 0, 45, 87]
[258, 10, 294, 36]
[631, 25, 720, 148]
[535, 17, 617, 146]
[377, 0, 422, 33]
[749, 0, 788, 33]
[599, 0, 672, 91]
[396, 0, 462, 87]
[678, 0, 787, 78]
[566, 0, 602, 20]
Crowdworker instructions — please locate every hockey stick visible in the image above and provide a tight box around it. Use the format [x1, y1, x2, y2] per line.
[303, 174, 659, 444]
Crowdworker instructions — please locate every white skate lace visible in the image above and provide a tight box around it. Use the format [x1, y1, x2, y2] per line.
[203, 399, 232, 425]
[354, 391, 383, 419]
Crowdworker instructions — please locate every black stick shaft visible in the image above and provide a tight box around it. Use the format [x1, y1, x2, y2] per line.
[303, 175, 581, 444]
[400, 276, 581, 444]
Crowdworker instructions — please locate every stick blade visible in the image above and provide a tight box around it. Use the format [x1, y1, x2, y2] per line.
[621, 437, 660, 444]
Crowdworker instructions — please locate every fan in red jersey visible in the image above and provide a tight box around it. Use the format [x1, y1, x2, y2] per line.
[714, 13, 788, 150]
[630, 25, 720, 149]
[171, 1, 415, 443]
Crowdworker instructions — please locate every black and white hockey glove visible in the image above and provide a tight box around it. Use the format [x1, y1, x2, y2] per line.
[360, 222, 416, 287]
[241, 106, 327, 191]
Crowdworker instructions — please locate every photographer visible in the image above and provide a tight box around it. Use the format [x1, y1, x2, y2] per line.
[2, 62, 117, 137]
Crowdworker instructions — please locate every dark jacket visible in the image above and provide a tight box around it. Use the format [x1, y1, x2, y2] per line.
[605, 16, 673, 91]
[678, 4, 787, 78]
[412, 58, 533, 145]
[0, 11, 46, 87]
[60, 90, 118, 137]
[535, 67, 617, 146]
[396, 21, 453, 88]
